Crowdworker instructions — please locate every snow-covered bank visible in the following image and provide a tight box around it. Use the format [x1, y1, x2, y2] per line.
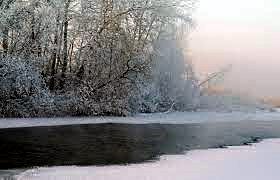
[15, 139, 280, 180]
[1, 111, 280, 129]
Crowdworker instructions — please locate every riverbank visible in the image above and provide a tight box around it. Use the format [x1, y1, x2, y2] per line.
[1, 110, 280, 129]
[13, 139, 280, 180]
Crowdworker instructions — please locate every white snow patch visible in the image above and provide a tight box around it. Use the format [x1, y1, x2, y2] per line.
[1, 111, 280, 129]
[15, 139, 280, 180]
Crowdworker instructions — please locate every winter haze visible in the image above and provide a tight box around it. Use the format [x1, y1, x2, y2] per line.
[2, 1, 280, 179]
[190, 0, 280, 98]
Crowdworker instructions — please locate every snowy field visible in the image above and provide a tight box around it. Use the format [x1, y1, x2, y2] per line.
[1, 110, 280, 129]
[14, 138, 280, 180]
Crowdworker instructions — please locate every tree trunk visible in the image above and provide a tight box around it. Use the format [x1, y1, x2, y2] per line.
[49, 34, 58, 90]
[49, 12, 60, 90]
[60, 0, 71, 89]
[62, 0, 70, 75]
[2, 27, 8, 55]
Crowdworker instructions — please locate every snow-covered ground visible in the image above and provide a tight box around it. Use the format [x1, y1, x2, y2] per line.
[1, 110, 280, 129]
[14, 138, 280, 180]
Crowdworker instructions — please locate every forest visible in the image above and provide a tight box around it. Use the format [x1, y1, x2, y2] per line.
[0, 0, 265, 118]
[0, 0, 203, 117]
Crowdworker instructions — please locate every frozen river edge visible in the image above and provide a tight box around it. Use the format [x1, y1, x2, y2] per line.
[1, 111, 280, 129]
[13, 138, 280, 180]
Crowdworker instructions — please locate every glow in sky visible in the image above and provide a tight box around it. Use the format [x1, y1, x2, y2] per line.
[189, 0, 280, 97]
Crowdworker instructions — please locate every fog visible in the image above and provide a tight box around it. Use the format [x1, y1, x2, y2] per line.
[189, 0, 280, 98]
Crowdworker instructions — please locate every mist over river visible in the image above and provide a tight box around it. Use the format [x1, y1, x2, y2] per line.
[1, 120, 280, 170]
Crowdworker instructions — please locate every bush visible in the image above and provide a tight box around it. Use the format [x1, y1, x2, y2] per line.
[0, 56, 54, 117]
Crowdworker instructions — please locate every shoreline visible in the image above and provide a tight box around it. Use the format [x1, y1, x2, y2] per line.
[8, 138, 280, 180]
[1, 111, 280, 129]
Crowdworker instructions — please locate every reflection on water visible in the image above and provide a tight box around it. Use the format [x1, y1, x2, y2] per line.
[0, 121, 280, 170]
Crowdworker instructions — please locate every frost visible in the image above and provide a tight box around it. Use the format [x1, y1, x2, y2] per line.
[0, 0, 268, 117]
[0, 56, 54, 117]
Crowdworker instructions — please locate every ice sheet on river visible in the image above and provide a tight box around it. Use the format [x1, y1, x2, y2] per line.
[15, 138, 280, 180]
[1, 110, 280, 129]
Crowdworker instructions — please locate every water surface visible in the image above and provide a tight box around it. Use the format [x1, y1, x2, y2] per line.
[1, 121, 280, 170]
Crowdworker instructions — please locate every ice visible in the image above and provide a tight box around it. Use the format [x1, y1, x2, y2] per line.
[15, 139, 280, 180]
[1, 111, 280, 129]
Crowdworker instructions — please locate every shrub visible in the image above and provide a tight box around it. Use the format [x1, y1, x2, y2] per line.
[0, 56, 54, 117]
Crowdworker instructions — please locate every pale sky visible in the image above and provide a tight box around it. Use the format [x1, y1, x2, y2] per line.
[189, 0, 280, 98]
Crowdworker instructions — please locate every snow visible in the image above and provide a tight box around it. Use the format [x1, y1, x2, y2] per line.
[1, 111, 280, 129]
[14, 138, 280, 180]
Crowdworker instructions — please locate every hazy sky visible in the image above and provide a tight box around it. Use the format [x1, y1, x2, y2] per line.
[189, 0, 280, 98]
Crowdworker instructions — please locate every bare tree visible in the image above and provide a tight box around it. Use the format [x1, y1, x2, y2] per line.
[0, 0, 198, 116]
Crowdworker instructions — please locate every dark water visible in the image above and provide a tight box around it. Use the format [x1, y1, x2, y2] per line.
[1, 121, 280, 171]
